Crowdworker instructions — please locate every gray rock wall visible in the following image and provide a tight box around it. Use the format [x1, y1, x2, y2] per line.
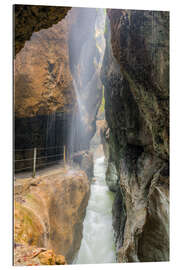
[101, 9, 169, 262]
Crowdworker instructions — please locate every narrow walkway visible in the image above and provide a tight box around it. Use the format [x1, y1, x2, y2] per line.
[15, 161, 64, 180]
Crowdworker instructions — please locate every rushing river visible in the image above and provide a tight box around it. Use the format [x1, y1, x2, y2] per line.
[75, 156, 116, 264]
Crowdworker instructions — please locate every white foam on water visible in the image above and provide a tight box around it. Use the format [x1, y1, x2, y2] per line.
[75, 156, 116, 264]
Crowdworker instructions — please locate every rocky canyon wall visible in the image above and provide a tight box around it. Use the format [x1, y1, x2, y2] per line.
[15, 16, 74, 118]
[14, 7, 74, 171]
[101, 9, 169, 262]
[14, 7, 104, 171]
[14, 7, 102, 265]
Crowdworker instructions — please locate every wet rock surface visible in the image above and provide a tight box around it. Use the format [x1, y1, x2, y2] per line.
[101, 10, 169, 262]
[72, 150, 94, 181]
[14, 168, 90, 264]
[14, 113, 71, 172]
[13, 5, 169, 264]
[14, 8, 104, 173]
[14, 9, 75, 171]
[106, 162, 119, 192]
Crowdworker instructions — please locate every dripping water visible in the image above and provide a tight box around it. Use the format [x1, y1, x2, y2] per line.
[46, 112, 56, 151]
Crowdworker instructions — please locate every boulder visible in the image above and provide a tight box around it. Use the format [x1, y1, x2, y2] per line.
[14, 244, 67, 266]
[72, 150, 94, 181]
[14, 167, 90, 263]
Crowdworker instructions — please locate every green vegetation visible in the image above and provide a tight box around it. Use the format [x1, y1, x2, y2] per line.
[104, 22, 107, 35]
[14, 201, 43, 245]
[99, 86, 105, 113]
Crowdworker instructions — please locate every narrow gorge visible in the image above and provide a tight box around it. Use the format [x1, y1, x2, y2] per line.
[14, 5, 169, 265]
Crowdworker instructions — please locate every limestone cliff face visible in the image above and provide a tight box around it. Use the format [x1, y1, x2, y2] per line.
[101, 10, 169, 262]
[15, 17, 74, 118]
[14, 169, 90, 263]
[14, 5, 71, 55]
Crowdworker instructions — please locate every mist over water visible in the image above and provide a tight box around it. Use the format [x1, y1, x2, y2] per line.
[68, 8, 106, 156]
[66, 8, 116, 264]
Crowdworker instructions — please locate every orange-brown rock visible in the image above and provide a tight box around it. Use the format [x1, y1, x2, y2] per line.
[14, 244, 66, 266]
[15, 15, 75, 118]
[55, 254, 67, 265]
[14, 200, 45, 247]
[14, 167, 90, 263]
[38, 249, 56, 265]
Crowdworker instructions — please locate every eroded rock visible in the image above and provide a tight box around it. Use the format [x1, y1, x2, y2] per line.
[14, 244, 67, 266]
[72, 150, 94, 181]
[15, 16, 74, 118]
[14, 168, 90, 263]
[101, 9, 169, 262]
[106, 161, 119, 192]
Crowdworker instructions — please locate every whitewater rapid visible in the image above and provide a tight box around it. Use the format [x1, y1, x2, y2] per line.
[75, 156, 116, 264]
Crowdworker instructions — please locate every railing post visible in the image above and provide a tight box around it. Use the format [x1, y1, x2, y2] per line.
[66, 148, 68, 163]
[64, 145, 66, 167]
[32, 147, 37, 178]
